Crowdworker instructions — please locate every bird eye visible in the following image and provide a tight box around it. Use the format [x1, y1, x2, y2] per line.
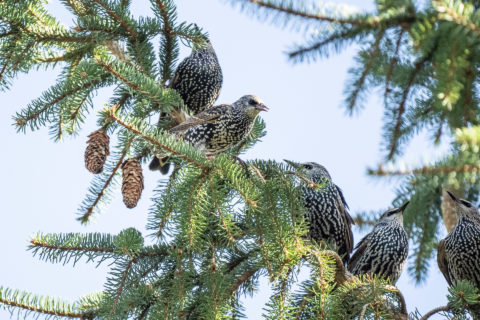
[249, 99, 257, 105]
[460, 200, 473, 208]
[303, 164, 313, 170]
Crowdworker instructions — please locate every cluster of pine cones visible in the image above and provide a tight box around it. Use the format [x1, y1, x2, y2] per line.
[84, 128, 144, 209]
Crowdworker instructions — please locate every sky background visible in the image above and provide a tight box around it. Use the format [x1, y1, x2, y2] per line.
[0, 0, 452, 319]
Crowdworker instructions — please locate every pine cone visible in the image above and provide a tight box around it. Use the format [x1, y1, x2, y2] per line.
[85, 129, 110, 174]
[441, 188, 462, 233]
[121, 159, 144, 209]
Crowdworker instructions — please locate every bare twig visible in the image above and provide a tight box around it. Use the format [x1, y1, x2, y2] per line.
[359, 303, 369, 320]
[419, 305, 450, 320]
[385, 284, 408, 316]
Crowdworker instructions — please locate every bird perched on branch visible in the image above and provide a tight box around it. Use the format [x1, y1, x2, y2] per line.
[169, 39, 223, 115]
[151, 95, 268, 172]
[438, 191, 480, 289]
[348, 202, 409, 284]
[150, 38, 223, 173]
[284, 160, 354, 264]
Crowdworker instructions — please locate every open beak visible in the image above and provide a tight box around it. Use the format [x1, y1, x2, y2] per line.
[446, 190, 458, 202]
[256, 103, 269, 112]
[284, 159, 301, 170]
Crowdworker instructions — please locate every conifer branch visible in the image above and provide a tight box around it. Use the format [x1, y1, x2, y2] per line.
[91, 0, 138, 38]
[27, 7, 49, 26]
[384, 29, 405, 101]
[78, 137, 133, 224]
[255, 216, 274, 280]
[104, 107, 206, 169]
[288, 30, 352, 60]
[36, 54, 68, 63]
[0, 297, 84, 318]
[0, 33, 20, 82]
[243, 0, 372, 26]
[69, 95, 89, 121]
[293, 291, 314, 320]
[419, 305, 450, 320]
[348, 30, 385, 111]
[111, 259, 134, 315]
[188, 173, 207, 251]
[155, 0, 176, 87]
[15, 79, 102, 129]
[387, 56, 426, 159]
[435, 1, 480, 37]
[210, 178, 236, 243]
[11, 40, 36, 73]
[0, 16, 31, 34]
[228, 268, 259, 296]
[368, 164, 480, 176]
[94, 58, 162, 103]
[30, 238, 115, 254]
[156, 168, 178, 238]
[0, 30, 16, 38]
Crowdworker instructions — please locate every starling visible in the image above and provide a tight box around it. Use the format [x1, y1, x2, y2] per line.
[348, 202, 410, 284]
[437, 191, 480, 289]
[170, 39, 223, 115]
[151, 95, 268, 172]
[285, 161, 354, 264]
[150, 38, 222, 173]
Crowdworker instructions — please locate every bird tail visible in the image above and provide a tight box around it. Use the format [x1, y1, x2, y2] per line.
[149, 156, 171, 175]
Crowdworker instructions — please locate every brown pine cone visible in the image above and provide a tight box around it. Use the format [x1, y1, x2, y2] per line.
[121, 159, 144, 209]
[441, 188, 463, 233]
[85, 129, 110, 174]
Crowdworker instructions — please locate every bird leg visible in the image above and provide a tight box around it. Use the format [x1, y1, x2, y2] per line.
[232, 156, 250, 178]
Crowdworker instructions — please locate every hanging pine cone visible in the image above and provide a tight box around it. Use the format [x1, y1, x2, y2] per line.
[85, 128, 110, 174]
[121, 158, 144, 209]
[441, 188, 463, 233]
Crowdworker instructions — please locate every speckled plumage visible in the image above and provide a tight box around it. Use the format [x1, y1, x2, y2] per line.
[348, 202, 409, 284]
[170, 41, 222, 115]
[290, 161, 354, 263]
[152, 95, 267, 171]
[438, 191, 480, 289]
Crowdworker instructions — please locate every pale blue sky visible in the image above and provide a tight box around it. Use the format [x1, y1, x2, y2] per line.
[0, 0, 450, 319]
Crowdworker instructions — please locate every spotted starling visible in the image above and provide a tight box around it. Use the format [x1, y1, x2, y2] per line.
[285, 160, 354, 264]
[170, 39, 222, 115]
[348, 202, 409, 284]
[150, 39, 222, 173]
[438, 191, 480, 289]
[152, 95, 268, 171]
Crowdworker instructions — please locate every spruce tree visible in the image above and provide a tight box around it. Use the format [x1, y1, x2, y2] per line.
[0, 0, 479, 320]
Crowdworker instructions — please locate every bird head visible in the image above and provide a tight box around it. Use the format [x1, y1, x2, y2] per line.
[235, 95, 268, 119]
[284, 160, 332, 183]
[445, 191, 480, 223]
[378, 201, 410, 226]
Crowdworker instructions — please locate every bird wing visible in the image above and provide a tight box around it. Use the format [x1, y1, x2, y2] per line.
[347, 231, 371, 272]
[335, 184, 355, 255]
[437, 239, 453, 286]
[169, 104, 231, 134]
[335, 184, 350, 210]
